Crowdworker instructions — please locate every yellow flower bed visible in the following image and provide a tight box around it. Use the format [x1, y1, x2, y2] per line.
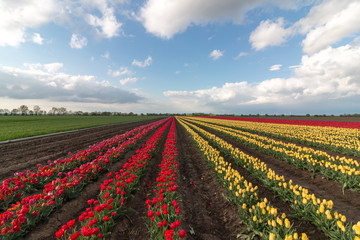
[187, 117, 360, 157]
[184, 117, 360, 192]
[177, 117, 300, 240]
[179, 117, 359, 240]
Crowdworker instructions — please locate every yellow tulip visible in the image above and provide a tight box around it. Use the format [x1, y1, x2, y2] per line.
[269, 233, 275, 240]
[302, 233, 308, 240]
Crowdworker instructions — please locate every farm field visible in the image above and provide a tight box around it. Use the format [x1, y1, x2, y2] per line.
[0, 115, 163, 142]
[1, 116, 360, 240]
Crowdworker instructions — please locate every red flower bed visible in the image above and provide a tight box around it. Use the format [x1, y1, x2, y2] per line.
[0, 118, 170, 239]
[55, 118, 172, 239]
[145, 120, 186, 240]
[0, 119, 166, 211]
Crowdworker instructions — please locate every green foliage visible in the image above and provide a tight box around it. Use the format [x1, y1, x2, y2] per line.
[0, 115, 162, 141]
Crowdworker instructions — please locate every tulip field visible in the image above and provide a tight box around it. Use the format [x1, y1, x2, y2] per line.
[1, 116, 360, 239]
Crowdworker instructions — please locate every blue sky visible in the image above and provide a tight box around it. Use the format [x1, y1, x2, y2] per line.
[1, 0, 360, 115]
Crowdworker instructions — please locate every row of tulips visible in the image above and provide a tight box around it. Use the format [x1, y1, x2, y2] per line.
[179, 117, 360, 240]
[145, 120, 186, 240]
[194, 117, 360, 157]
[0, 119, 165, 211]
[0, 118, 169, 239]
[177, 117, 303, 240]
[56, 118, 173, 239]
[201, 116, 360, 129]
[186, 117, 360, 192]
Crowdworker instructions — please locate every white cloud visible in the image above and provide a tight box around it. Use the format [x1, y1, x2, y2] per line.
[299, 0, 360, 55]
[119, 77, 138, 85]
[108, 67, 134, 77]
[32, 33, 44, 45]
[234, 52, 248, 60]
[101, 51, 110, 59]
[70, 34, 88, 49]
[138, 0, 303, 39]
[132, 56, 152, 67]
[249, 18, 291, 50]
[249, 0, 360, 54]
[86, 7, 122, 38]
[0, 0, 58, 47]
[164, 39, 360, 112]
[269, 64, 282, 71]
[0, 63, 141, 104]
[209, 50, 224, 60]
[43, 63, 64, 73]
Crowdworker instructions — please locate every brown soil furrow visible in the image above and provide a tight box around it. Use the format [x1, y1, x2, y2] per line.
[175, 119, 248, 240]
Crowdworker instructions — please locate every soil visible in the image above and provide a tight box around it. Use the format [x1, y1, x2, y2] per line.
[0, 118, 163, 182]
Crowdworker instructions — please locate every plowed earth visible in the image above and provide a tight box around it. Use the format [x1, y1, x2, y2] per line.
[0, 118, 162, 182]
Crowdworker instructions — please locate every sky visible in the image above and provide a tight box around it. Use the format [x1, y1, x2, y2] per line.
[1, 0, 360, 115]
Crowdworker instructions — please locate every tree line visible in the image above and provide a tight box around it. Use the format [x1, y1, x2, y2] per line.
[0, 105, 175, 116]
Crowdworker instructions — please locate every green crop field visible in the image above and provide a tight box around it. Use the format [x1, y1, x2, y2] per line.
[0, 115, 163, 141]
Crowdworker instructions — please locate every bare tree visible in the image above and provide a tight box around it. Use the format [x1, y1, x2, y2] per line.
[33, 105, 41, 115]
[19, 105, 29, 115]
[58, 107, 67, 115]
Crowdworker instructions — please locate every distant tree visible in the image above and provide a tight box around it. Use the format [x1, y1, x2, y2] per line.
[50, 107, 58, 115]
[4, 109, 10, 115]
[19, 105, 29, 115]
[33, 105, 41, 115]
[0, 109, 4, 115]
[29, 110, 34, 115]
[11, 109, 19, 115]
[58, 107, 67, 115]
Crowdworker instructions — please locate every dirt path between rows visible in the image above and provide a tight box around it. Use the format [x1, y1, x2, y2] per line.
[0, 118, 163, 182]
[174, 119, 249, 240]
[196, 122, 360, 224]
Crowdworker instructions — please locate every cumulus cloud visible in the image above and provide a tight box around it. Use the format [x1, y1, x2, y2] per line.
[269, 64, 282, 71]
[209, 50, 224, 60]
[86, 7, 122, 38]
[108, 67, 134, 77]
[132, 56, 152, 67]
[249, 0, 360, 54]
[249, 18, 291, 50]
[0, 0, 58, 47]
[70, 34, 88, 49]
[0, 0, 126, 48]
[32, 33, 44, 45]
[43, 63, 64, 73]
[0, 63, 141, 104]
[164, 39, 360, 112]
[298, 0, 360, 55]
[138, 0, 302, 39]
[119, 77, 138, 85]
